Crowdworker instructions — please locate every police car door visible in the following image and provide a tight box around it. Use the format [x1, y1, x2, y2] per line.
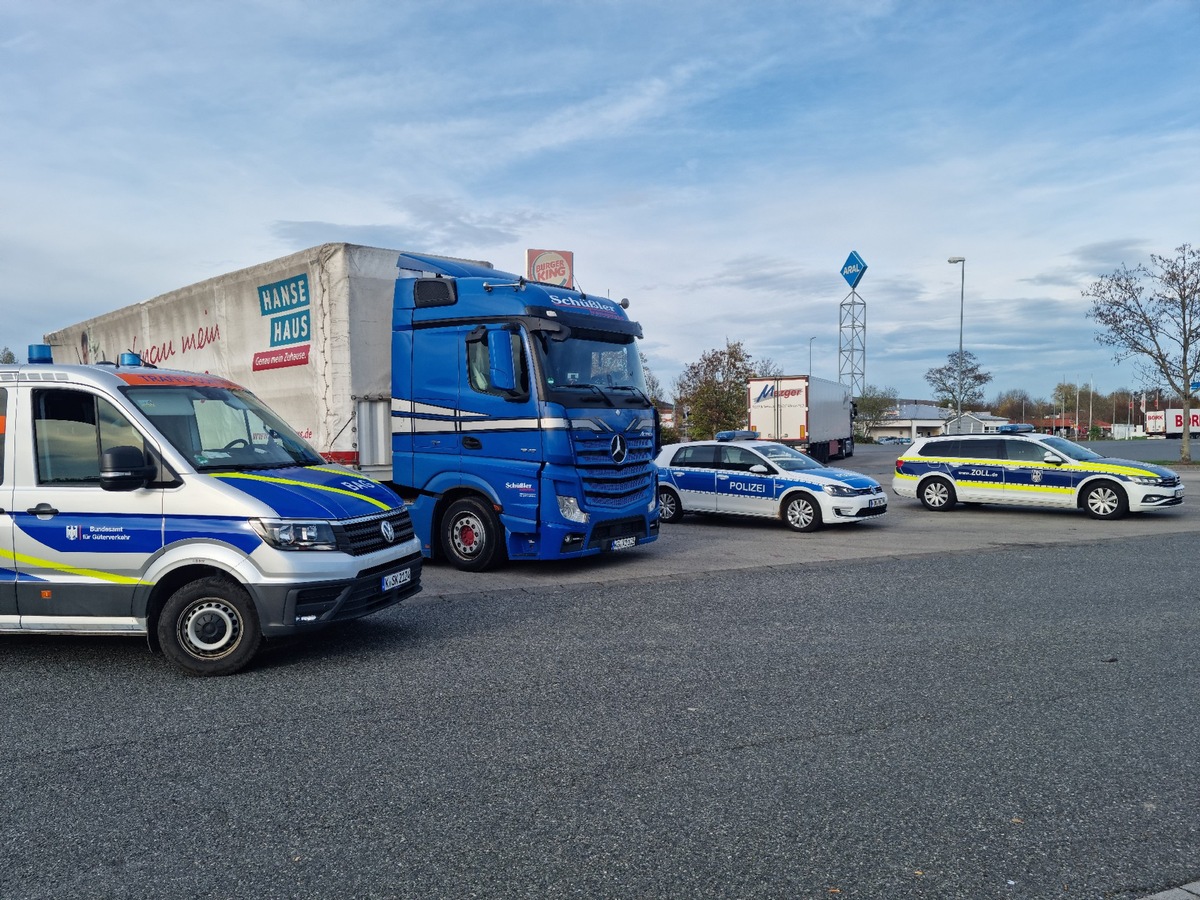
[11, 387, 163, 628]
[716, 445, 773, 515]
[1002, 438, 1075, 507]
[950, 438, 1006, 503]
[0, 385, 14, 624]
[669, 444, 718, 512]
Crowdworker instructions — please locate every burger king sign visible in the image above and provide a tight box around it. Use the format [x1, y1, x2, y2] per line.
[526, 249, 574, 288]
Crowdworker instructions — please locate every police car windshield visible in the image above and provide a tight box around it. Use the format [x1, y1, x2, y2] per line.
[753, 443, 824, 471]
[125, 385, 324, 470]
[1039, 435, 1102, 461]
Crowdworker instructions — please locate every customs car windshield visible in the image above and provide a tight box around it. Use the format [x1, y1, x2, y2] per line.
[753, 443, 825, 471]
[1039, 435, 1103, 461]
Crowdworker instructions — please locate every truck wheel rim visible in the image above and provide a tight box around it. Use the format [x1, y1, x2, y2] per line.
[452, 514, 485, 557]
[181, 600, 241, 658]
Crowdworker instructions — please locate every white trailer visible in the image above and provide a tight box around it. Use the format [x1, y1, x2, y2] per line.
[746, 375, 856, 462]
[1145, 409, 1200, 438]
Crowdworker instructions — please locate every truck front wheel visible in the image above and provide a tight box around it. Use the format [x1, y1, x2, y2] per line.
[441, 497, 507, 572]
[158, 576, 262, 676]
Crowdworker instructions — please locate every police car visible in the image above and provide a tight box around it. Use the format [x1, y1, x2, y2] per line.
[892, 425, 1184, 519]
[655, 433, 887, 532]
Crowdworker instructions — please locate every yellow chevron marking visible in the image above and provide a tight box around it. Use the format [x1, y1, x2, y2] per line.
[213, 472, 393, 510]
[0, 548, 141, 585]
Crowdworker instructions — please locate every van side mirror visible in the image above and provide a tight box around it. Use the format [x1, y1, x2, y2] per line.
[100, 445, 155, 491]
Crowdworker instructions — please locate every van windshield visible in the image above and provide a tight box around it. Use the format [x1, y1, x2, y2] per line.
[124, 385, 324, 470]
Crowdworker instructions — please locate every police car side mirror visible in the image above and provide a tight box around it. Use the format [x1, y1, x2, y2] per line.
[100, 445, 154, 492]
[749, 464, 769, 474]
[1043, 451, 1064, 466]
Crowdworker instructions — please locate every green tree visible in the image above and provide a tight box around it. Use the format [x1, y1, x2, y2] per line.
[0, 346, 15, 364]
[855, 384, 899, 438]
[673, 340, 764, 440]
[924, 350, 993, 414]
[639, 351, 666, 404]
[1086, 244, 1200, 461]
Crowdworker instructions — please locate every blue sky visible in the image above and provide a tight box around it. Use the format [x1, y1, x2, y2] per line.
[2, 0, 1197, 403]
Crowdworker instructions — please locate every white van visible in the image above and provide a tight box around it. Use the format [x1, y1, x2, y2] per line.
[0, 346, 422, 674]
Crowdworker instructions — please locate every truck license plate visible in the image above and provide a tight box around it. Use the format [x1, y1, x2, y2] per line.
[869, 497, 886, 508]
[382, 568, 412, 591]
[611, 536, 637, 551]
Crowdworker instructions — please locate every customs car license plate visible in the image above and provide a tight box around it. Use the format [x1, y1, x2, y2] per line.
[1176, 488, 1185, 498]
[869, 497, 886, 508]
[382, 568, 412, 591]
[611, 536, 637, 551]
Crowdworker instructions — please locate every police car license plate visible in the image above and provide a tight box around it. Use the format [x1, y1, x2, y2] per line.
[869, 497, 886, 508]
[381, 568, 412, 591]
[611, 536, 637, 551]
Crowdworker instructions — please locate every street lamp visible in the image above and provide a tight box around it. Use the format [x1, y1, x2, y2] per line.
[809, 336, 816, 377]
[948, 257, 965, 432]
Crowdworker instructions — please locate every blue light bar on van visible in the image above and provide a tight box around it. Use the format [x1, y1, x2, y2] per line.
[27, 344, 53, 364]
[998, 423, 1035, 433]
[119, 352, 144, 367]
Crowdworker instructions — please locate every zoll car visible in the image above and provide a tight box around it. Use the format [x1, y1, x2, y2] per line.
[892, 426, 1183, 519]
[0, 345, 423, 675]
[655, 438, 887, 532]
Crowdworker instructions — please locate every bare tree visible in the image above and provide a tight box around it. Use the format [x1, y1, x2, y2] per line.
[1086, 244, 1200, 461]
[924, 350, 993, 415]
[855, 384, 899, 437]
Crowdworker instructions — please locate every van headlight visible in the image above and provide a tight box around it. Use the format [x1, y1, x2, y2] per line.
[251, 518, 339, 550]
[557, 495, 590, 524]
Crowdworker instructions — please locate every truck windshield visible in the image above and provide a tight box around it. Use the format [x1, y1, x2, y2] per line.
[124, 385, 325, 470]
[534, 328, 649, 407]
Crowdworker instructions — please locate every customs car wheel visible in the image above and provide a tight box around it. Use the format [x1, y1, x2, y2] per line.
[1083, 481, 1128, 520]
[658, 487, 684, 523]
[919, 477, 957, 511]
[782, 493, 822, 532]
[158, 576, 262, 676]
[441, 496, 507, 572]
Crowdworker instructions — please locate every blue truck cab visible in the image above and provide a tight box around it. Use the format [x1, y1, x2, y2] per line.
[390, 254, 659, 570]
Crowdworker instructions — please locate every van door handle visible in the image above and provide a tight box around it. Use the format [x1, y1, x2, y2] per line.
[28, 503, 59, 517]
[463, 437, 483, 450]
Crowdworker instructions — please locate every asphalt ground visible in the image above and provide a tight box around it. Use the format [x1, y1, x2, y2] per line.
[1, 445, 1198, 899]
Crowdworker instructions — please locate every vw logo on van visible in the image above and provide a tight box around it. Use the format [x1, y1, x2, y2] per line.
[381, 520, 396, 543]
[610, 434, 628, 464]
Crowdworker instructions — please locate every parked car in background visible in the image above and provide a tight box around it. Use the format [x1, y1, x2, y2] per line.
[655, 437, 887, 532]
[892, 426, 1183, 520]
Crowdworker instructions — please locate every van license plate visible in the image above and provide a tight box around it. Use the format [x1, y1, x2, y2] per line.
[611, 536, 637, 551]
[382, 568, 412, 591]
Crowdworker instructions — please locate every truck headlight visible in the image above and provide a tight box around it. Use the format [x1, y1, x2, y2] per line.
[556, 495, 590, 524]
[251, 518, 339, 550]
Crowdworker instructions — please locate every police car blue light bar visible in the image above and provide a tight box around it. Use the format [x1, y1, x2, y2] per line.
[715, 430, 760, 442]
[998, 423, 1035, 433]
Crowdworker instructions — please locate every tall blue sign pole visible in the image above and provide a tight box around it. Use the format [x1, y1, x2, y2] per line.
[838, 252, 867, 398]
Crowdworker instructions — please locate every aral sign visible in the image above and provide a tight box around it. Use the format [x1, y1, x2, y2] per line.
[841, 251, 868, 289]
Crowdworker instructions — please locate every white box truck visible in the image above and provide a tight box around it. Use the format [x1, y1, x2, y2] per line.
[746, 375, 856, 462]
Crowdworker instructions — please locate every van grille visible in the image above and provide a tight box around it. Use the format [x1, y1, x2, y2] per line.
[334, 508, 416, 556]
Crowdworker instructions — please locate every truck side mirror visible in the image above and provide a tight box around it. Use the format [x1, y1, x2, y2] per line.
[100, 445, 155, 492]
[487, 330, 517, 392]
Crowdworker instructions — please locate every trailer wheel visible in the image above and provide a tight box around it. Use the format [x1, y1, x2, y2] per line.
[1083, 481, 1128, 520]
[441, 497, 506, 572]
[158, 576, 261, 676]
[919, 477, 957, 511]
[658, 487, 684, 523]
[782, 493, 822, 532]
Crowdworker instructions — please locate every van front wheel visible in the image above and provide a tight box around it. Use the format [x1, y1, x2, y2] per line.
[158, 576, 262, 676]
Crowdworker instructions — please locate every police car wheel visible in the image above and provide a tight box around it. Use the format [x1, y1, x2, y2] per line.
[441, 496, 507, 572]
[1083, 481, 1128, 520]
[658, 487, 684, 523]
[919, 477, 957, 511]
[782, 494, 822, 532]
[158, 577, 262, 676]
